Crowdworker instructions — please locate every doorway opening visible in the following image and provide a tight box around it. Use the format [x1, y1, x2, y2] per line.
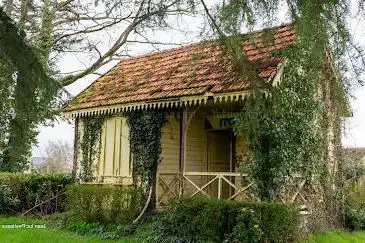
[206, 130, 234, 198]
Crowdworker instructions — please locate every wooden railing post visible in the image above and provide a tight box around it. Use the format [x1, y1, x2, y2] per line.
[218, 176, 222, 199]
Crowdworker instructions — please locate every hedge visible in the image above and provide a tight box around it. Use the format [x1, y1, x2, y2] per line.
[66, 184, 145, 224]
[344, 188, 365, 230]
[0, 172, 73, 215]
[150, 197, 299, 243]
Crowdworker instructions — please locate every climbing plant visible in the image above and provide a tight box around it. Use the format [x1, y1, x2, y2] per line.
[79, 117, 104, 182]
[234, 42, 329, 200]
[126, 110, 165, 189]
[201, 0, 359, 225]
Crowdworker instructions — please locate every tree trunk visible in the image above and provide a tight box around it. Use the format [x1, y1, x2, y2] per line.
[148, 164, 158, 210]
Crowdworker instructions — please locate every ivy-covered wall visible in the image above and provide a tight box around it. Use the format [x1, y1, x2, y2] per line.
[74, 110, 165, 188]
[74, 115, 133, 184]
[75, 117, 103, 182]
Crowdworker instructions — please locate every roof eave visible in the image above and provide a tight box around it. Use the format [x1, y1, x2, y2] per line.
[62, 90, 267, 118]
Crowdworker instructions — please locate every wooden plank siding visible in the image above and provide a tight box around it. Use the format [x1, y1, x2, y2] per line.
[235, 136, 248, 167]
[159, 114, 180, 173]
[158, 113, 208, 174]
[185, 114, 207, 173]
[76, 116, 132, 184]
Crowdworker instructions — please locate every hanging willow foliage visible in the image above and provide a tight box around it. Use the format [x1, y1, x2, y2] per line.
[202, 0, 360, 203]
[235, 43, 329, 200]
[0, 8, 59, 171]
[205, 0, 364, 88]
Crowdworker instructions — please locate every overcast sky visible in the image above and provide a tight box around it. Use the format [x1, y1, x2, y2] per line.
[32, 3, 365, 157]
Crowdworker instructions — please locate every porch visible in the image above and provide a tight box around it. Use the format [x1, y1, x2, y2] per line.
[155, 105, 312, 208]
[156, 171, 312, 208]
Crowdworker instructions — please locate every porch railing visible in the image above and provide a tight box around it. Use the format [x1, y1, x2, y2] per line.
[183, 172, 255, 200]
[156, 171, 256, 207]
[156, 171, 314, 208]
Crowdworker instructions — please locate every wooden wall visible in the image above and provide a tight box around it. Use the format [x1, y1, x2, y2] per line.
[76, 116, 132, 184]
[75, 111, 247, 189]
[185, 114, 208, 172]
[158, 112, 208, 174]
[159, 113, 180, 173]
[74, 118, 84, 178]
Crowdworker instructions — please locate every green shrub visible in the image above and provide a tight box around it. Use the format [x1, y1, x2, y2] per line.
[0, 184, 20, 214]
[344, 188, 365, 230]
[66, 184, 145, 224]
[0, 172, 72, 215]
[150, 197, 299, 243]
[66, 221, 138, 240]
[343, 159, 365, 181]
[224, 207, 263, 243]
[344, 206, 365, 230]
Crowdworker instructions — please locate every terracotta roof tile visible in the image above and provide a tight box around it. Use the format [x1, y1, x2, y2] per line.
[64, 24, 295, 112]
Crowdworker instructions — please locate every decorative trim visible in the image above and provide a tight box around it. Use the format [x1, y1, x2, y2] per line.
[64, 91, 252, 118]
[213, 90, 250, 103]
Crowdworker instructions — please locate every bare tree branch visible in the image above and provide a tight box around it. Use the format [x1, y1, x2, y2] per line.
[2, 0, 196, 87]
[60, 0, 184, 86]
[200, 0, 224, 37]
[52, 12, 132, 46]
[56, 0, 75, 11]
[126, 40, 187, 46]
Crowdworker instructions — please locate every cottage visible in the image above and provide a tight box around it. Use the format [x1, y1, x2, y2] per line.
[63, 24, 345, 207]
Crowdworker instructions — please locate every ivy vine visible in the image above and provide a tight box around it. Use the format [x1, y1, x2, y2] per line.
[234, 25, 336, 201]
[210, 0, 357, 208]
[126, 110, 165, 188]
[79, 117, 103, 182]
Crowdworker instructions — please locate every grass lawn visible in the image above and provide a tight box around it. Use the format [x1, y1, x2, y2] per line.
[0, 216, 137, 243]
[2, 216, 365, 243]
[304, 231, 365, 243]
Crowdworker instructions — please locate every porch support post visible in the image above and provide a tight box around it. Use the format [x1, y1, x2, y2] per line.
[218, 176, 222, 199]
[179, 106, 188, 196]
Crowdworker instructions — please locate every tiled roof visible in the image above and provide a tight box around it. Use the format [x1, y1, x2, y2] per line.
[64, 24, 295, 112]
